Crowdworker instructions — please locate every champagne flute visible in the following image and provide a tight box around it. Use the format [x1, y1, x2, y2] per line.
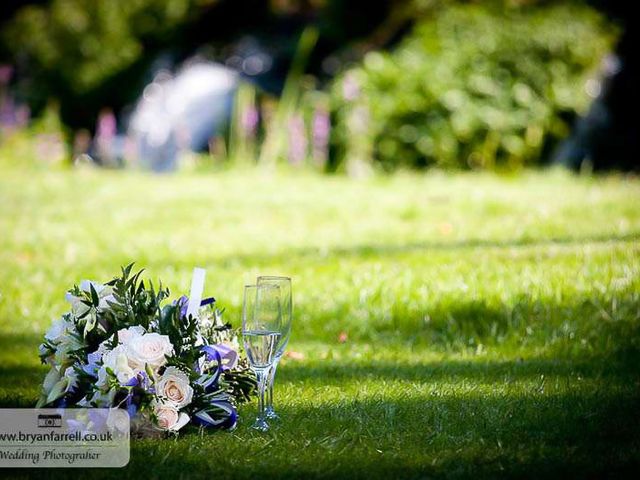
[242, 284, 282, 432]
[257, 276, 292, 420]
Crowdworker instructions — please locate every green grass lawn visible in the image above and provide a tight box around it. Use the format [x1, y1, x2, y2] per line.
[0, 166, 639, 478]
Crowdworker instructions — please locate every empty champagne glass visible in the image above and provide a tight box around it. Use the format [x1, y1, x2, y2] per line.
[257, 276, 292, 420]
[242, 284, 283, 432]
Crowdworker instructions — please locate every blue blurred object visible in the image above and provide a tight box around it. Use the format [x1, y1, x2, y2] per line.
[128, 62, 238, 171]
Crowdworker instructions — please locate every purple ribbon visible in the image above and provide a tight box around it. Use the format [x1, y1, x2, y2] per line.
[202, 344, 238, 372]
[198, 345, 222, 388]
[175, 296, 216, 318]
[124, 371, 150, 389]
[200, 297, 216, 307]
[193, 401, 237, 429]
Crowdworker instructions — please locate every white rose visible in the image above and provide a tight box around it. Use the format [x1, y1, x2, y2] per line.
[98, 293, 117, 311]
[66, 281, 118, 315]
[98, 345, 136, 386]
[53, 335, 86, 368]
[65, 292, 91, 318]
[156, 367, 193, 408]
[116, 326, 146, 345]
[45, 317, 74, 343]
[153, 402, 190, 431]
[79, 280, 106, 295]
[126, 333, 173, 370]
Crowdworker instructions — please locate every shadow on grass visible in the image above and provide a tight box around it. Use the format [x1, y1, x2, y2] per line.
[0, 330, 638, 478]
[289, 288, 640, 358]
[1, 282, 639, 408]
[161, 231, 640, 269]
[12, 375, 639, 479]
[0, 332, 46, 407]
[279, 355, 639, 387]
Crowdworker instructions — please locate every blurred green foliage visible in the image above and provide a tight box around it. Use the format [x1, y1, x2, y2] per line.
[2, 0, 214, 127]
[330, 3, 617, 171]
[0, 0, 396, 131]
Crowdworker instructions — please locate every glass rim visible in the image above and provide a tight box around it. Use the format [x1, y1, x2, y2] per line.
[243, 283, 281, 289]
[256, 275, 291, 281]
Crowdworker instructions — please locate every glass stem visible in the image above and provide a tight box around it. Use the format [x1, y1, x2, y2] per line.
[267, 360, 279, 411]
[255, 368, 268, 419]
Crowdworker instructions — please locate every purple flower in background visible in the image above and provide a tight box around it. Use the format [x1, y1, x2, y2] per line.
[288, 114, 307, 166]
[0, 95, 18, 129]
[96, 108, 117, 140]
[241, 106, 259, 138]
[0, 64, 12, 85]
[312, 107, 330, 167]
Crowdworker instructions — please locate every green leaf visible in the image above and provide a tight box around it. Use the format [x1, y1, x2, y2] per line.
[83, 311, 97, 336]
[46, 379, 68, 404]
[36, 395, 48, 409]
[89, 283, 100, 307]
[145, 363, 154, 380]
[123, 263, 134, 279]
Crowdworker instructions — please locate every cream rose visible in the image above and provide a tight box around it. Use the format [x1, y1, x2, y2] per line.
[156, 367, 193, 408]
[153, 402, 190, 431]
[126, 333, 173, 370]
[116, 325, 146, 345]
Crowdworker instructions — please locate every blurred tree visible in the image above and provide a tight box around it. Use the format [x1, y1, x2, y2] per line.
[2, 0, 632, 173]
[2, 0, 219, 130]
[1, 0, 407, 132]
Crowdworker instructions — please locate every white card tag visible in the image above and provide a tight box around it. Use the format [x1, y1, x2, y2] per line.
[186, 267, 206, 319]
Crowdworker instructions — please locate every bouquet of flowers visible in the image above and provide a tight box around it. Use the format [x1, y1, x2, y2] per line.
[36, 264, 256, 433]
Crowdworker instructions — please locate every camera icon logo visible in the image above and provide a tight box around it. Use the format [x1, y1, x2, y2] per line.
[37, 414, 62, 428]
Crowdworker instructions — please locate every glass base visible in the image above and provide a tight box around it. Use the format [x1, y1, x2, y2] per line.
[265, 407, 280, 421]
[251, 417, 270, 432]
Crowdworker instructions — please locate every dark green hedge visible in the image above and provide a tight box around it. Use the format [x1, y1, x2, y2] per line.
[330, 3, 617, 171]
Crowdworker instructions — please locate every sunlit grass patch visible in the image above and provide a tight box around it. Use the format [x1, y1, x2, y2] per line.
[0, 168, 638, 478]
